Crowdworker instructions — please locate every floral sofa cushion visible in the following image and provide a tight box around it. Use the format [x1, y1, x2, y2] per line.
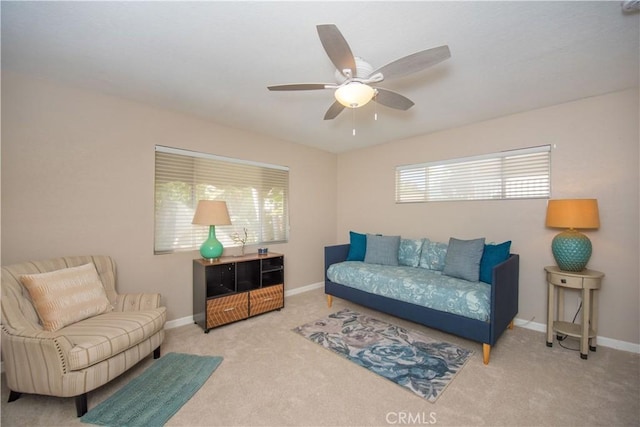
[327, 261, 491, 321]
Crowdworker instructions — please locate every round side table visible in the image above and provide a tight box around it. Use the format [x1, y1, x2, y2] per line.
[545, 266, 604, 360]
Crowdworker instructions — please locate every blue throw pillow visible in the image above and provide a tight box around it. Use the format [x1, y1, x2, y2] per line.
[443, 237, 486, 282]
[346, 231, 367, 261]
[364, 234, 401, 266]
[479, 241, 512, 284]
[398, 238, 424, 267]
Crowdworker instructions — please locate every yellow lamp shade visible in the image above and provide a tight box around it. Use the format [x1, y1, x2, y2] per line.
[545, 199, 600, 229]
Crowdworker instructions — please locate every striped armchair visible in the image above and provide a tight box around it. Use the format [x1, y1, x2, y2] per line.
[1, 255, 166, 416]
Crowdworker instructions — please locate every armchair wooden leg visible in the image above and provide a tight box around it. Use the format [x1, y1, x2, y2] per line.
[153, 346, 161, 359]
[482, 343, 491, 365]
[508, 320, 515, 329]
[8, 390, 21, 402]
[75, 393, 88, 417]
[327, 295, 333, 308]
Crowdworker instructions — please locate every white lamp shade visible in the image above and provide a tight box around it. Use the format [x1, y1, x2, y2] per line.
[192, 200, 231, 225]
[334, 83, 375, 108]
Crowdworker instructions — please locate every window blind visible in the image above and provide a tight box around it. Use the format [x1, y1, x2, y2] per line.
[396, 145, 551, 203]
[154, 146, 289, 254]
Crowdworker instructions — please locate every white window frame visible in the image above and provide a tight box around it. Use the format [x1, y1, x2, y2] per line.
[396, 145, 551, 203]
[154, 145, 289, 254]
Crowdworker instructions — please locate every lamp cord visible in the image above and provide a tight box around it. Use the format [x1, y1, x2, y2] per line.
[557, 301, 583, 352]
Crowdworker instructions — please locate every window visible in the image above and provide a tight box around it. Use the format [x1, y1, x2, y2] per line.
[396, 145, 550, 203]
[154, 146, 289, 254]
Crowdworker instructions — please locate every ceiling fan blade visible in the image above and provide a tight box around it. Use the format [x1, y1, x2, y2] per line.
[324, 101, 345, 120]
[371, 45, 451, 80]
[317, 24, 356, 77]
[374, 88, 415, 110]
[268, 83, 331, 91]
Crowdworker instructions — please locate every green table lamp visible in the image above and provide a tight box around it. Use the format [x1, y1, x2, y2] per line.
[545, 199, 600, 272]
[192, 200, 231, 261]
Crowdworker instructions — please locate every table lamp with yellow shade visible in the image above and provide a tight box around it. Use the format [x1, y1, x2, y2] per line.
[545, 199, 600, 272]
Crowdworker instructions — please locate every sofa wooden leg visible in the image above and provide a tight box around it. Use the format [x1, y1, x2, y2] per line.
[75, 393, 88, 417]
[327, 295, 333, 308]
[482, 343, 491, 365]
[508, 320, 515, 329]
[153, 346, 161, 359]
[8, 390, 21, 402]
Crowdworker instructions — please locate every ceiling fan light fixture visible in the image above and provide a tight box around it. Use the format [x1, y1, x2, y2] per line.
[334, 83, 375, 108]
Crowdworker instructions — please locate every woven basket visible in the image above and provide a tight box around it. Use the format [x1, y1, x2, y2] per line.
[249, 284, 284, 316]
[207, 293, 249, 327]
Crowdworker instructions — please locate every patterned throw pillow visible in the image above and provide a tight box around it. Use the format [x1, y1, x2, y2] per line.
[364, 234, 401, 266]
[398, 238, 424, 267]
[443, 237, 486, 282]
[419, 239, 449, 271]
[20, 263, 113, 331]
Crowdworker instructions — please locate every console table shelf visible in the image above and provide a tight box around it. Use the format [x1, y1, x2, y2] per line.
[553, 321, 596, 340]
[193, 253, 284, 333]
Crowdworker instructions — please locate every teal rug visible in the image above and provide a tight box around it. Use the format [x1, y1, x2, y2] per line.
[81, 352, 223, 426]
[293, 309, 472, 402]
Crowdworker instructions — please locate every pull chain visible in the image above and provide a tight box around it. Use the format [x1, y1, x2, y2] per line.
[352, 105, 356, 136]
[374, 90, 378, 121]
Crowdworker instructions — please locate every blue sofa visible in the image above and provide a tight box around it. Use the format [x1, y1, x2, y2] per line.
[324, 243, 519, 364]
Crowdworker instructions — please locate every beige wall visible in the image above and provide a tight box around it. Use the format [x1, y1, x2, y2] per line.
[336, 88, 639, 345]
[3, 72, 638, 346]
[1, 72, 337, 322]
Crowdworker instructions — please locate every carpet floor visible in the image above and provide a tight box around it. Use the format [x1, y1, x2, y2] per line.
[2, 287, 639, 426]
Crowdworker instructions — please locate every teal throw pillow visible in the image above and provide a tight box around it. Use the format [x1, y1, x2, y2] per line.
[443, 237, 486, 282]
[346, 231, 367, 261]
[399, 238, 424, 267]
[418, 239, 448, 271]
[364, 234, 400, 266]
[479, 241, 512, 284]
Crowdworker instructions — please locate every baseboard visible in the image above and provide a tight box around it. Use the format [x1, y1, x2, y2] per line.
[284, 281, 324, 297]
[165, 315, 195, 330]
[514, 317, 640, 354]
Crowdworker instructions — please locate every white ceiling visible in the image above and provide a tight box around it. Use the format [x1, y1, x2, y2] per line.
[2, 1, 639, 153]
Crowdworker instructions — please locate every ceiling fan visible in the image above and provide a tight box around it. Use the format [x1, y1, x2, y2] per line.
[268, 24, 451, 120]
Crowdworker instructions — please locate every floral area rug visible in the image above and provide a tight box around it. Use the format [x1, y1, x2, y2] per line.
[292, 308, 473, 402]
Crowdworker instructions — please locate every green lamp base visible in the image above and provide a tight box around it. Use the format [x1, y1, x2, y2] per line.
[551, 229, 592, 272]
[200, 225, 224, 260]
